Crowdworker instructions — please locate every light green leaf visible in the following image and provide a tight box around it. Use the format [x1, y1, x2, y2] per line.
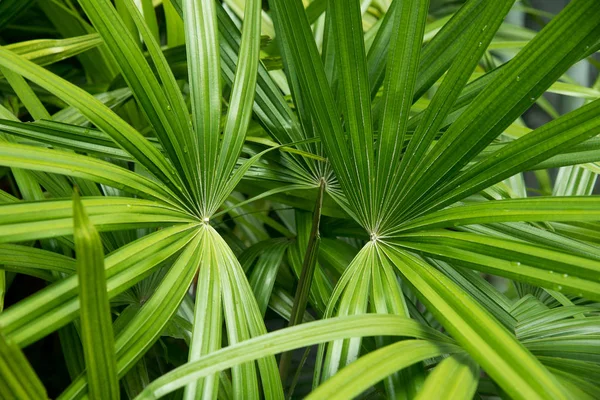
[394, 197, 600, 234]
[4, 34, 103, 69]
[89, 0, 200, 203]
[60, 229, 204, 399]
[0, 197, 195, 244]
[184, 228, 222, 400]
[73, 191, 119, 399]
[0, 142, 188, 211]
[415, 353, 479, 400]
[183, 0, 221, 216]
[135, 314, 450, 399]
[0, 333, 47, 399]
[392, 230, 600, 301]
[0, 46, 188, 202]
[382, 245, 568, 400]
[309, 340, 461, 400]
[0, 224, 199, 347]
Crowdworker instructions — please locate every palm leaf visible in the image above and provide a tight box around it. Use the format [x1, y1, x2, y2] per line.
[0, 47, 188, 202]
[136, 314, 450, 399]
[0, 333, 47, 399]
[0, 224, 198, 347]
[73, 191, 119, 399]
[382, 245, 568, 400]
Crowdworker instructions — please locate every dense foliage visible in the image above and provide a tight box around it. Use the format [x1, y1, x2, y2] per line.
[0, 0, 599, 399]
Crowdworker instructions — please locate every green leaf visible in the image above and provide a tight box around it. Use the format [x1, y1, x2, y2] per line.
[538, 357, 600, 384]
[269, 0, 364, 226]
[212, 140, 315, 213]
[52, 88, 132, 126]
[288, 209, 333, 314]
[0, 333, 47, 399]
[0, 244, 75, 275]
[0, 65, 50, 120]
[0, 119, 132, 161]
[0, 142, 188, 210]
[413, 0, 486, 100]
[83, 0, 200, 204]
[168, 0, 313, 182]
[421, 99, 600, 216]
[414, 353, 479, 400]
[183, 0, 221, 216]
[58, 323, 86, 382]
[214, 0, 263, 202]
[399, 0, 600, 220]
[308, 340, 461, 400]
[0, 270, 5, 312]
[317, 243, 374, 384]
[0, 46, 188, 203]
[429, 258, 515, 330]
[382, 0, 513, 230]
[393, 197, 600, 234]
[3, 34, 103, 69]
[392, 230, 600, 301]
[549, 368, 600, 400]
[523, 336, 600, 364]
[382, 245, 568, 400]
[373, 0, 429, 231]
[0, 197, 195, 244]
[466, 221, 600, 261]
[0, 224, 199, 347]
[516, 307, 600, 340]
[38, 0, 118, 83]
[246, 239, 288, 316]
[280, 183, 324, 382]
[0, 0, 36, 30]
[553, 166, 597, 196]
[210, 226, 283, 399]
[135, 314, 450, 399]
[73, 191, 119, 399]
[329, 0, 374, 226]
[164, 0, 185, 47]
[365, 0, 397, 98]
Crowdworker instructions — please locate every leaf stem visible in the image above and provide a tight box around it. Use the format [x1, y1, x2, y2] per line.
[279, 179, 325, 384]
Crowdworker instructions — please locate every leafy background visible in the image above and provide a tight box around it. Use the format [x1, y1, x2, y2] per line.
[0, 0, 600, 399]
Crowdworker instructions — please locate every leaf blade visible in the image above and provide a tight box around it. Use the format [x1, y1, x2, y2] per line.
[382, 244, 568, 400]
[0, 47, 187, 202]
[308, 340, 460, 400]
[184, 0, 221, 214]
[135, 314, 450, 399]
[73, 191, 119, 399]
[414, 353, 479, 400]
[0, 333, 47, 399]
[400, 0, 600, 219]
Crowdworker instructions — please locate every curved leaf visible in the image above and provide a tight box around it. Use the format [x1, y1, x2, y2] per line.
[0, 197, 195, 244]
[135, 314, 451, 399]
[307, 340, 461, 400]
[0, 142, 188, 211]
[73, 192, 119, 399]
[382, 244, 568, 400]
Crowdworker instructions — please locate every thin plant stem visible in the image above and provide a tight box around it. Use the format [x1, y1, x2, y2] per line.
[279, 179, 325, 384]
